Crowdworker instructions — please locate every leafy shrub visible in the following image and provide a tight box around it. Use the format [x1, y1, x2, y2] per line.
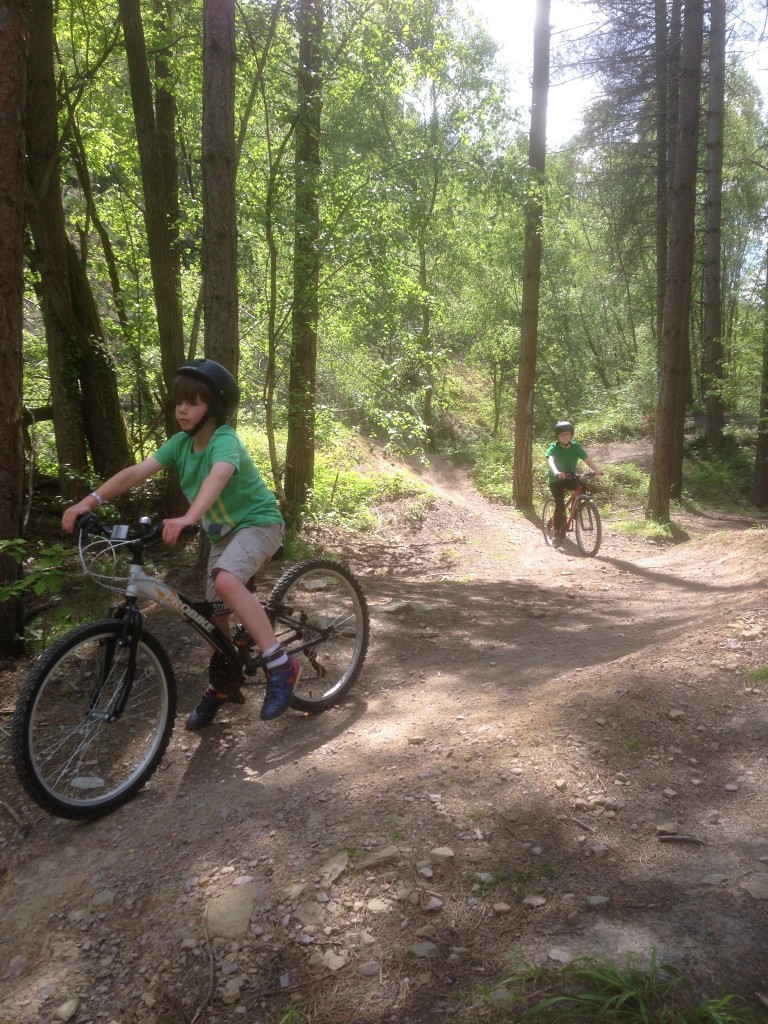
[683, 440, 754, 505]
[440, 435, 516, 504]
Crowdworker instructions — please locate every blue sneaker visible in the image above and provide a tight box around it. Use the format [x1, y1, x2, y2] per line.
[261, 657, 300, 720]
[186, 688, 227, 730]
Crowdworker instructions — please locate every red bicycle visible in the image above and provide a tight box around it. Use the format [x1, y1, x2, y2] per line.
[542, 472, 602, 556]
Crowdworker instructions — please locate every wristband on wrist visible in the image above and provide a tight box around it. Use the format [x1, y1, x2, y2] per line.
[90, 492, 104, 506]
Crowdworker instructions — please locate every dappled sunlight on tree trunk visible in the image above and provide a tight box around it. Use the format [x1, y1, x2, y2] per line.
[513, 0, 549, 510]
[648, 0, 703, 523]
[285, 0, 323, 525]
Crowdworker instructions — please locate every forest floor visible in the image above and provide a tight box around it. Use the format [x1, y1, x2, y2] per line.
[1, 441, 768, 1024]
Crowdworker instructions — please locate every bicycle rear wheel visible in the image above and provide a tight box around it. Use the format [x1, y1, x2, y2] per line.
[575, 498, 602, 556]
[542, 498, 556, 547]
[268, 559, 369, 712]
[12, 620, 176, 820]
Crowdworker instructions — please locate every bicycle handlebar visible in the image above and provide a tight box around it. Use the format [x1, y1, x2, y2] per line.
[559, 471, 598, 484]
[75, 512, 197, 551]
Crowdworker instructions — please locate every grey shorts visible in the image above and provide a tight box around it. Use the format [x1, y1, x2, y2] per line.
[206, 523, 284, 602]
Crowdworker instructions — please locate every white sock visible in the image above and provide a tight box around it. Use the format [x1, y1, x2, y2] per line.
[263, 643, 289, 671]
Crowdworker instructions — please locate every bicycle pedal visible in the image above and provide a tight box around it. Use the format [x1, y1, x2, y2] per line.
[229, 687, 246, 705]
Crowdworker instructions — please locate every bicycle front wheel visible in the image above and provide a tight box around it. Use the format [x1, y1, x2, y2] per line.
[268, 559, 370, 712]
[542, 498, 556, 547]
[12, 620, 176, 820]
[575, 498, 602, 556]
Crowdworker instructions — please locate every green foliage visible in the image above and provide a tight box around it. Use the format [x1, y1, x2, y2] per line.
[306, 458, 424, 531]
[0, 539, 69, 601]
[611, 517, 673, 541]
[303, 422, 428, 531]
[459, 438, 515, 504]
[682, 438, 755, 506]
[494, 952, 758, 1024]
[271, 1009, 305, 1024]
[576, 401, 651, 444]
[592, 461, 649, 511]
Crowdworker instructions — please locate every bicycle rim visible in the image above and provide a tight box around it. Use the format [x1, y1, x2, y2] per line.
[12, 621, 176, 819]
[542, 498, 556, 546]
[575, 499, 602, 556]
[268, 559, 369, 712]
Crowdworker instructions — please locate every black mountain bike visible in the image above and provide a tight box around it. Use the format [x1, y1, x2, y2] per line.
[12, 513, 369, 820]
[542, 472, 602, 556]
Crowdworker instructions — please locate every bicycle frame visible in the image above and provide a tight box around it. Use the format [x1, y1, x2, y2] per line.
[79, 513, 351, 683]
[562, 478, 589, 530]
[109, 554, 325, 681]
[117, 565, 237, 655]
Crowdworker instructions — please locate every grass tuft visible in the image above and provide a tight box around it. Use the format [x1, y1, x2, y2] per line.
[490, 952, 758, 1023]
[746, 664, 768, 686]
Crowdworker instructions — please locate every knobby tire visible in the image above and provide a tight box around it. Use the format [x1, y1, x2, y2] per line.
[575, 498, 602, 556]
[542, 498, 556, 547]
[12, 620, 176, 820]
[268, 558, 370, 712]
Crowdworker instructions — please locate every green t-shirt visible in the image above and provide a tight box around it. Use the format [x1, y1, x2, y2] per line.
[154, 426, 283, 541]
[546, 439, 588, 482]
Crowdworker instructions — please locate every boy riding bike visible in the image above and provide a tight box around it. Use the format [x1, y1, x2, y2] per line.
[546, 420, 603, 545]
[62, 358, 299, 730]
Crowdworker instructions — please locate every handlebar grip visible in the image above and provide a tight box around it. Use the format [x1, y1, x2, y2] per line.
[75, 512, 111, 540]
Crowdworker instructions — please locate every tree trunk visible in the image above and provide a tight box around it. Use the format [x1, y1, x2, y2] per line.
[513, 0, 550, 510]
[751, 239, 768, 506]
[419, 232, 436, 453]
[284, 0, 323, 525]
[648, 0, 704, 523]
[703, 0, 725, 447]
[239, 0, 287, 497]
[26, 0, 132, 494]
[666, 0, 686, 500]
[0, 0, 30, 653]
[202, 0, 238, 376]
[654, 0, 669, 346]
[119, 0, 185, 429]
[263, 128, 293, 504]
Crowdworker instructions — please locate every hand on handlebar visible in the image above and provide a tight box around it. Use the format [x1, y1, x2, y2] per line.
[162, 516, 198, 546]
[62, 501, 96, 534]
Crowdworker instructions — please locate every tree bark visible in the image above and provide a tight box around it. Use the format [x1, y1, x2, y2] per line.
[202, 0, 239, 376]
[0, 0, 30, 652]
[239, 0, 287, 497]
[119, 0, 185, 429]
[513, 0, 550, 510]
[751, 239, 768, 506]
[284, 0, 323, 525]
[648, 0, 704, 522]
[654, 0, 669, 346]
[703, 0, 726, 447]
[26, 0, 132, 494]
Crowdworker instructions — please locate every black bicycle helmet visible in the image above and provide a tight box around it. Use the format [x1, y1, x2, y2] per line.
[176, 358, 240, 421]
[554, 420, 575, 435]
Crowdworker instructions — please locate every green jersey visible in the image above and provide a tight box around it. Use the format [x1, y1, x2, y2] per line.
[154, 426, 283, 542]
[546, 439, 588, 482]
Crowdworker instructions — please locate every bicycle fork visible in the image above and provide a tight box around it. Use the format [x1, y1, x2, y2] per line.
[98, 603, 144, 722]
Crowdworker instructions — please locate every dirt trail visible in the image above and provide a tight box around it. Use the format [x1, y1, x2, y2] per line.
[1, 451, 768, 1024]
